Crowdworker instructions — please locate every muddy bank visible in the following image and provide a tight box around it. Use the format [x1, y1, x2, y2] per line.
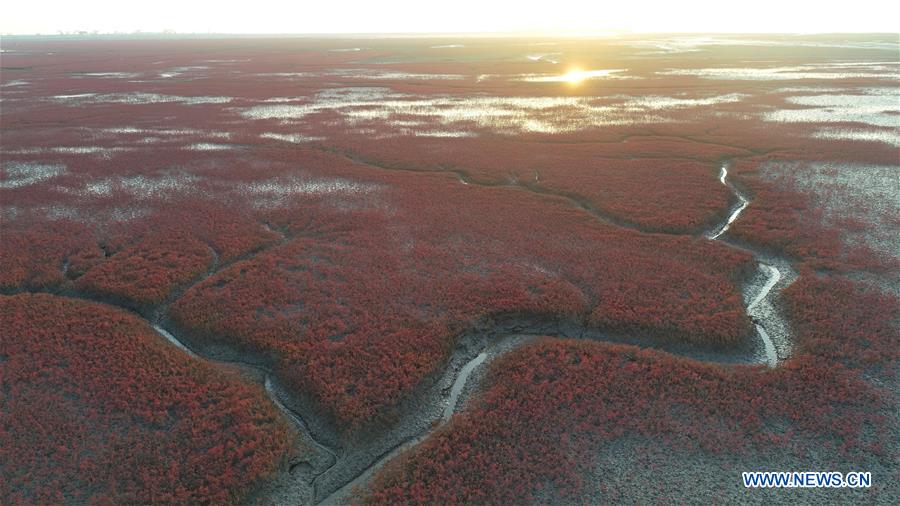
[740, 256, 798, 365]
[579, 434, 890, 506]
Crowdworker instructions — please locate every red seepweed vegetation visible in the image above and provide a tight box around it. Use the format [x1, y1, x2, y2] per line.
[365, 274, 898, 504]
[321, 133, 742, 233]
[727, 158, 886, 272]
[0, 218, 104, 291]
[2, 36, 897, 504]
[74, 230, 213, 308]
[0, 293, 292, 504]
[169, 154, 754, 430]
[783, 273, 899, 375]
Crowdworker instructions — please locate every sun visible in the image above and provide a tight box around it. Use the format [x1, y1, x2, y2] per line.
[562, 67, 587, 84]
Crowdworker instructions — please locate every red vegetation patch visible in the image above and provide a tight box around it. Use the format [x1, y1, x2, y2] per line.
[101, 203, 280, 266]
[366, 337, 893, 505]
[326, 135, 739, 233]
[784, 274, 899, 375]
[365, 269, 900, 504]
[0, 218, 103, 291]
[75, 231, 213, 308]
[171, 160, 753, 430]
[4, 36, 896, 503]
[533, 158, 733, 233]
[1, 196, 275, 306]
[728, 158, 893, 272]
[0, 293, 291, 504]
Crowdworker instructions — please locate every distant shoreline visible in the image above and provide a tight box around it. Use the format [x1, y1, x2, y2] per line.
[2, 31, 899, 42]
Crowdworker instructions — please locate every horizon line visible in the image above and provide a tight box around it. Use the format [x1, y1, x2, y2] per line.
[3, 30, 899, 39]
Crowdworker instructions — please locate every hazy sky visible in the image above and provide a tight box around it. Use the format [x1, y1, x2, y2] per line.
[2, 0, 898, 34]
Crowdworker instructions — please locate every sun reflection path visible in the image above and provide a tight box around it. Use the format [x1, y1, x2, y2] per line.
[526, 67, 626, 84]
